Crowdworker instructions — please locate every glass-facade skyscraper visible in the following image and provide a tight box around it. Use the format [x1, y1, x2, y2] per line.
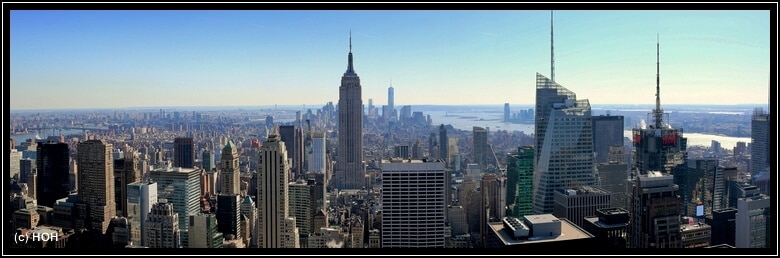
[506, 146, 534, 218]
[533, 73, 598, 214]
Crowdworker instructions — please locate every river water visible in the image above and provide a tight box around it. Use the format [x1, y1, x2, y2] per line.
[422, 110, 751, 148]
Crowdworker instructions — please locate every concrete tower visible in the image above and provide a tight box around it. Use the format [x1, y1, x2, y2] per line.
[76, 139, 116, 241]
[255, 127, 299, 248]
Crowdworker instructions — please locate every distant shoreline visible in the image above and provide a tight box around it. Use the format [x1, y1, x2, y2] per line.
[9, 103, 768, 113]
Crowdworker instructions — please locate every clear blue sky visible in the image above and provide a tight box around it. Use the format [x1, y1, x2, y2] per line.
[10, 9, 773, 110]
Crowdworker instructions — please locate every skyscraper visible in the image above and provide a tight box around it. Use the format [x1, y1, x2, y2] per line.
[256, 128, 299, 248]
[115, 154, 140, 217]
[173, 137, 194, 169]
[439, 124, 448, 164]
[144, 200, 181, 248]
[381, 159, 446, 248]
[188, 213, 224, 248]
[533, 12, 598, 214]
[552, 186, 611, 229]
[504, 103, 511, 122]
[336, 33, 365, 190]
[506, 146, 534, 218]
[472, 126, 488, 169]
[532, 73, 598, 214]
[76, 139, 116, 237]
[218, 140, 242, 238]
[149, 165, 203, 247]
[220, 140, 240, 196]
[279, 125, 297, 180]
[309, 132, 327, 174]
[36, 141, 70, 208]
[388, 85, 394, 114]
[202, 150, 215, 172]
[628, 171, 681, 248]
[288, 179, 312, 237]
[735, 191, 770, 248]
[630, 38, 687, 177]
[592, 115, 624, 164]
[750, 108, 770, 175]
[127, 180, 157, 247]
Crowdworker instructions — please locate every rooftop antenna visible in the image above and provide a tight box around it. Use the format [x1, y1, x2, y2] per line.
[551, 10, 555, 82]
[653, 33, 663, 129]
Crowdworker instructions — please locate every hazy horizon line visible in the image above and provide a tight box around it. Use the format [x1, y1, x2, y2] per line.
[9, 103, 769, 112]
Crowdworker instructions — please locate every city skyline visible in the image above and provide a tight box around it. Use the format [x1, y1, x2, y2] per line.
[10, 7, 773, 110]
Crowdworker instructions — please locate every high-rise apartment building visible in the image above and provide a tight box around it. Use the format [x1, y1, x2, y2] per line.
[76, 139, 116, 237]
[36, 141, 70, 208]
[173, 137, 194, 169]
[381, 159, 446, 248]
[255, 128, 299, 248]
[335, 33, 365, 190]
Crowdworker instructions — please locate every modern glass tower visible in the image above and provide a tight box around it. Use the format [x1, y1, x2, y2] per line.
[506, 146, 534, 218]
[36, 141, 70, 208]
[173, 137, 194, 169]
[532, 12, 597, 214]
[336, 32, 365, 190]
[532, 73, 598, 214]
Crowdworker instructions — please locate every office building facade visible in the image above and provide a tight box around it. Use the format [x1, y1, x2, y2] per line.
[381, 159, 446, 248]
[533, 73, 598, 214]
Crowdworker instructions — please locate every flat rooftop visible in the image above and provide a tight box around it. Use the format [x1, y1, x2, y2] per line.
[489, 217, 593, 246]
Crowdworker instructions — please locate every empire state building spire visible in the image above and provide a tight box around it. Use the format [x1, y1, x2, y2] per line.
[345, 30, 356, 76]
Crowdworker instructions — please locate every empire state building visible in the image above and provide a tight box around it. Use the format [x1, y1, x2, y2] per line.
[336, 33, 365, 190]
